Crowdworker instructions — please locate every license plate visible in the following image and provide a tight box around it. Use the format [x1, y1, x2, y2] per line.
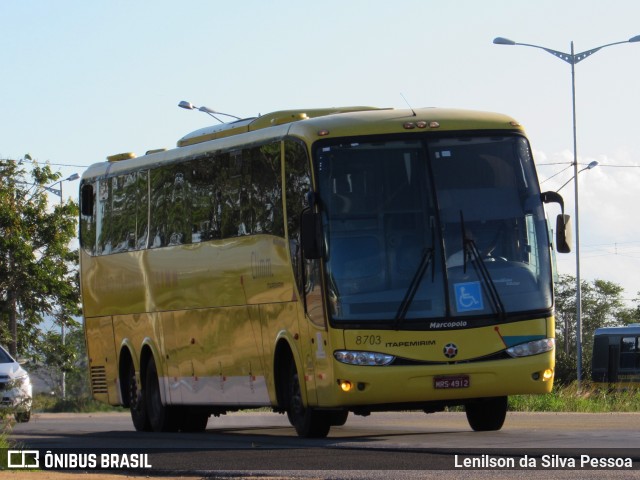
[433, 375, 470, 389]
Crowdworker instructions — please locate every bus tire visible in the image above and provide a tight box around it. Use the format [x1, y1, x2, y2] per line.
[178, 408, 209, 432]
[465, 396, 508, 431]
[286, 361, 331, 438]
[145, 356, 179, 432]
[128, 362, 151, 432]
[329, 410, 349, 426]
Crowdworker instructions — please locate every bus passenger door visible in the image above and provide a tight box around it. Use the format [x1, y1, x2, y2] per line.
[283, 139, 328, 407]
[298, 256, 330, 406]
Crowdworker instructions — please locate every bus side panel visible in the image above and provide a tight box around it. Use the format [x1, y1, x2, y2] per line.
[112, 312, 158, 388]
[84, 316, 119, 405]
[161, 305, 270, 406]
[260, 301, 307, 406]
[81, 251, 147, 318]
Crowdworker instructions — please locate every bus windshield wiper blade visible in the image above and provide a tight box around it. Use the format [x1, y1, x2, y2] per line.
[460, 211, 505, 319]
[465, 238, 505, 318]
[394, 247, 434, 330]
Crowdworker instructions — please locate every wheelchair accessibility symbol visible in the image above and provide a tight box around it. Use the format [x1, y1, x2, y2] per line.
[454, 282, 484, 312]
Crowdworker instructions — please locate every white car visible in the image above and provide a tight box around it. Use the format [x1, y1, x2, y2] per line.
[0, 345, 32, 422]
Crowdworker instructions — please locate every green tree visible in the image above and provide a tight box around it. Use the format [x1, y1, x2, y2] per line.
[38, 321, 87, 398]
[554, 274, 640, 384]
[0, 156, 80, 364]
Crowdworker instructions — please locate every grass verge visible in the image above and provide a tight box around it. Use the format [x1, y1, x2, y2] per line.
[509, 381, 640, 412]
[32, 394, 126, 413]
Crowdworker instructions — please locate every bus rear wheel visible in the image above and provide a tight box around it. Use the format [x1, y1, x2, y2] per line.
[128, 362, 151, 431]
[465, 396, 508, 431]
[286, 361, 331, 438]
[145, 356, 179, 432]
[176, 407, 209, 432]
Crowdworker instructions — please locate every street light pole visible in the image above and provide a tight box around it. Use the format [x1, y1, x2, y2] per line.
[45, 173, 79, 399]
[493, 35, 640, 389]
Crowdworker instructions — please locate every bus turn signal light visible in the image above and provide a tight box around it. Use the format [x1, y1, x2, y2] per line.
[532, 369, 554, 381]
[339, 380, 352, 392]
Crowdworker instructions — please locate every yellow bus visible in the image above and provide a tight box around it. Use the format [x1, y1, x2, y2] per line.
[80, 106, 570, 437]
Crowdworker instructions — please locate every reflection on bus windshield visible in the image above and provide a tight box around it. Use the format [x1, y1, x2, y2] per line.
[316, 136, 552, 324]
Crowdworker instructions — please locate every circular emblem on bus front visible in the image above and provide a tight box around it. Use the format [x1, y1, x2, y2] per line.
[443, 343, 458, 359]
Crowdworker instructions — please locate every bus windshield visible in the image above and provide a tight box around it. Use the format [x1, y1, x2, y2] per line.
[315, 135, 552, 326]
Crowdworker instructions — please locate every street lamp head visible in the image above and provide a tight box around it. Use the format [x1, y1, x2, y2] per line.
[629, 35, 640, 43]
[556, 161, 599, 193]
[178, 100, 242, 122]
[178, 100, 196, 111]
[65, 173, 80, 182]
[493, 37, 516, 45]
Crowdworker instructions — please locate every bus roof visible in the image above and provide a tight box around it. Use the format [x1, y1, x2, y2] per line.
[84, 107, 524, 181]
[594, 324, 640, 336]
[176, 106, 385, 147]
[177, 107, 523, 147]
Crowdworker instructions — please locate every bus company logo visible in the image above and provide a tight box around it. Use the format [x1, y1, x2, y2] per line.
[429, 320, 468, 329]
[443, 343, 458, 359]
[8, 450, 40, 468]
[251, 251, 273, 279]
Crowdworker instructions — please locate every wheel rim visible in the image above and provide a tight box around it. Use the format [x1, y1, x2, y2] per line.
[129, 370, 141, 411]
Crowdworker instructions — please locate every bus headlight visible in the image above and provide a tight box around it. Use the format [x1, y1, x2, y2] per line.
[334, 351, 395, 366]
[506, 338, 555, 358]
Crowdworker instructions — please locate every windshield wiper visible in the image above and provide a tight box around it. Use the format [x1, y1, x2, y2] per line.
[394, 246, 434, 330]
[459, 211, 505, 319]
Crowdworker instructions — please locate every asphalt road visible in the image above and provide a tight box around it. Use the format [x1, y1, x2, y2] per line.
[6, 411, 640, 478]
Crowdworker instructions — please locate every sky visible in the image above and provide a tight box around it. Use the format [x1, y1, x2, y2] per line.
[2, 0, 640, 303]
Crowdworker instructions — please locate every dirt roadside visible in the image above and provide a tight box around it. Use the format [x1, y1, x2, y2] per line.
[0, 474, 195, 480]
[0, 473, 301, 480]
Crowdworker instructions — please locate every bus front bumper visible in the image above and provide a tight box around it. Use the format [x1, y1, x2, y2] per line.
[322, 351, 554, 407]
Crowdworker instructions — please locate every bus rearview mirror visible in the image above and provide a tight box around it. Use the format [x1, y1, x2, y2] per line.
[556, 214, 572, 254]
[300, 210, 324, 259]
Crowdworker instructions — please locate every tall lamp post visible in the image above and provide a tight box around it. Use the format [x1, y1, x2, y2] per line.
[45, 172, 80, 399]
[555, 161, 598, 358]
[493, 35, 640, 388]
[556, 161, 599, 193]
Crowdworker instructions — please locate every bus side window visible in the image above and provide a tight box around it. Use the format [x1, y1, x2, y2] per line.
[248, 143, 284, 236]
[619, 336, 638, 369]
[149, 165, 190, 247]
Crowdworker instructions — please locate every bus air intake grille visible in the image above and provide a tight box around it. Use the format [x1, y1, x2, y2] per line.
[391, 350, 512, 366]
[90, 366, 108, 394]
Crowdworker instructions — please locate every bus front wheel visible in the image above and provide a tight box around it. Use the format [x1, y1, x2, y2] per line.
[465, 396, 508, 431]
[286, 361, 331, 438]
